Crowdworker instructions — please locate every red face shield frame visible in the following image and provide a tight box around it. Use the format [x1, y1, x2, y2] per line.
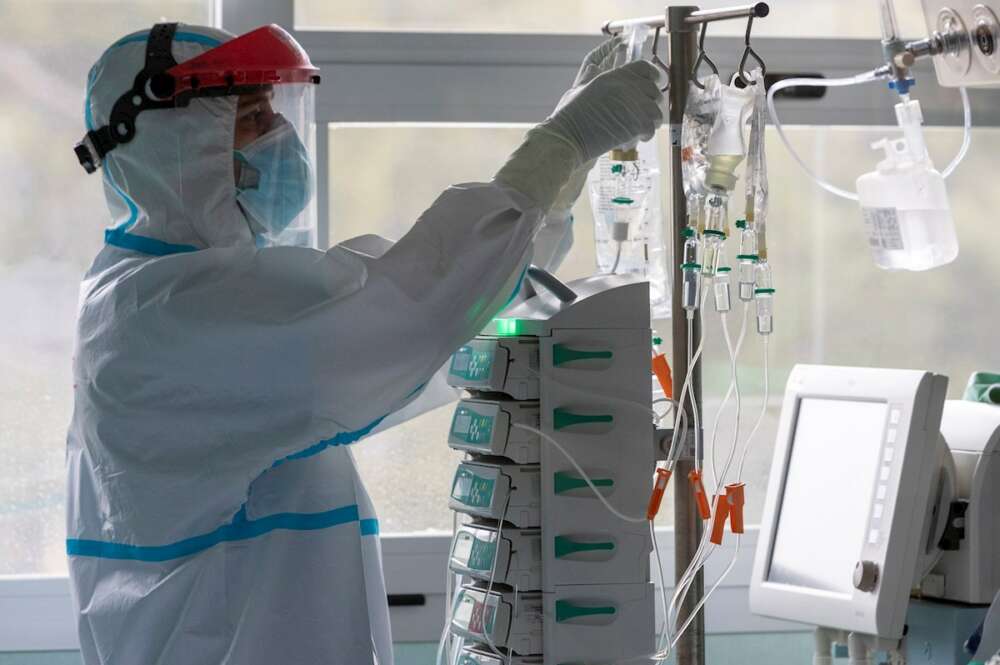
[74, 22, 320, 174]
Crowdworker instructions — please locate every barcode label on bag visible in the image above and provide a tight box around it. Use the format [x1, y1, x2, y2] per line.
[862, 207, 904, 250]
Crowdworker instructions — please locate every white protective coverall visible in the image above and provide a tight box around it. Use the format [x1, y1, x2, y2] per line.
[67, 23, 660, 665]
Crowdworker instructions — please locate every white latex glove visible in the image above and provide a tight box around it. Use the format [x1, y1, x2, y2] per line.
[496, 60, 664, 212]
[546, 59, 664, 163]
[549, 35, 631, 212]
[555, 35, 629, 114]
[528, 37, 634, 275]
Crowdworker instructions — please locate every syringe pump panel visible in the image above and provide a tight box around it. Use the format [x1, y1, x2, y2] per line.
[749, 364, 948, 639]
[447, 337, 539, 400]
[448, 460, 542, 528]
[448, 398, 541, 464]
[449, 521, 543, 590]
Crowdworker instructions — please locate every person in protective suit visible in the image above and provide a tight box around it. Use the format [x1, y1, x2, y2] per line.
[67, 22, 663, 665]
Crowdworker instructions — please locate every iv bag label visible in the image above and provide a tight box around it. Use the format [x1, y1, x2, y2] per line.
[862, 207, 904, 251]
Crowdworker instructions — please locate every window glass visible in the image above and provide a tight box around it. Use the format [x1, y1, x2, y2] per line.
[296, 0, 931, 39]
[333, 122, 996, 535]
[0, 1, 214, 575]
[331, 124, 551, 534]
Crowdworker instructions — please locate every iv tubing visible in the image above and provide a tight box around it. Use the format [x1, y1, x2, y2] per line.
[515, 423, 647, 523]
[766, 72, 972, 201]
[651, 520, 671, 658]
[505, 427, 676, 660]
[480, 498, 512, 659]
[437, 497, 462, 664]
[670, 536, 743, 650]
[666, 290, 709, 465]
[943, 87, 972, 178]
[708, 304, 749, 491]
[689, 317, 701, 471]
[436, 579, 463, 665]
[663, 335, 772, 657]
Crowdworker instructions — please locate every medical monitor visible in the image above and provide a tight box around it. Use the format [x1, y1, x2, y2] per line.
[750, 365, 948, 639]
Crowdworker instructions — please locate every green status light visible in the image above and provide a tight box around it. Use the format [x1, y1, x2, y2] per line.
[494, 318, 524, 336]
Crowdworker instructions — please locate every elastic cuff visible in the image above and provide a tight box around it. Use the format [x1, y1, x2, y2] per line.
[494, 126, 583, 212]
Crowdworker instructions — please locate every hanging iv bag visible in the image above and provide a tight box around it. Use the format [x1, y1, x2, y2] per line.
[855, 98, 958, 271]
[587, 24, 669, 318]
[587, 137, 669, 318]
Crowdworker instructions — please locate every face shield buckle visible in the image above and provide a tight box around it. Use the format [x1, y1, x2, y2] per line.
[74, 138, 99, 174]
[74, 128, 117, 174]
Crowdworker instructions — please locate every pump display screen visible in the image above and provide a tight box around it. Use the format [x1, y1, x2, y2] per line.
[450, 405, 497, 446]
[449, 344, 496, 383]
[451, 466, 499, 510]
[767, 398, 888, 594]
[452, 528, 499, 572]
[453, 590, 498, 640]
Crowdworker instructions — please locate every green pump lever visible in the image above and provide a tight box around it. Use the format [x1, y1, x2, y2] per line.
[552, 343, 613, 367]
[554, 536, 615, 558]
[555, 600, 617, 623]
[553, 408, 613, 430]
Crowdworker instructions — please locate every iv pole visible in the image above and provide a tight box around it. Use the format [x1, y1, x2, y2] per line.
[603, 5, 770, 665]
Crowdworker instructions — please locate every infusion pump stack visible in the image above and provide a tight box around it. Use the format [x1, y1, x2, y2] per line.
[748, 365, 1000, 665]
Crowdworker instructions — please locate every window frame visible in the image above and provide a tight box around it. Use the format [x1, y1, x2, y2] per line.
[4, 0, 998, 651]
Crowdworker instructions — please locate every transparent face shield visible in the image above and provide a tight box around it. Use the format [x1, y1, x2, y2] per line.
[233, 82, 318, 249]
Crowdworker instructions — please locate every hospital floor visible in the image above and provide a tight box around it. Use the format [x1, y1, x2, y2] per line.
[0, 632, 813, 664]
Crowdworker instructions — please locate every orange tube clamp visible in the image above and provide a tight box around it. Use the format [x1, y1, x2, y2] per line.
[651, 354, 673, 399]
[726, 483, 746, 534]
[688, 469, 711, 520]
[645, 468, 673, 520]
[710, 495, 729, 545]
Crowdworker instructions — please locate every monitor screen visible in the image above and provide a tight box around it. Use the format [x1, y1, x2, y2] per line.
[767, 398, 888, 594]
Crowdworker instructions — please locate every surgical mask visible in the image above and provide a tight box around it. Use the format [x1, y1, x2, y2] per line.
[235, 119, 313, 239]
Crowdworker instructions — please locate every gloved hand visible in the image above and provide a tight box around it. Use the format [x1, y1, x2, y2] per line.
[555, 34, 628, 114]
[496, 59, 664, 212]
[522, 37, 635, 275]
[548, 35, 630, 214]
[547, 59, 664, 163]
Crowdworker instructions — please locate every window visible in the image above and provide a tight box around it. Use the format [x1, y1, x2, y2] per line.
[0, 1, 216, 577]
[295, 0, 933, 39]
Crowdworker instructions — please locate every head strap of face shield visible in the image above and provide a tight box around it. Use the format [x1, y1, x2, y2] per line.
[74, 22, 183, 173]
